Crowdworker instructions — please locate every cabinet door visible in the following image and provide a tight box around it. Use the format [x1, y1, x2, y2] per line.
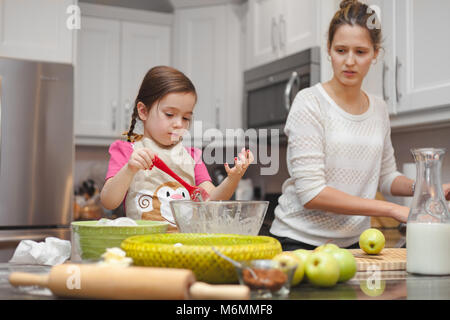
[281, 0, 318, 57]
[74, 17, 120, 137]
[120, 22, 171, 134]
[395, 0, 450, 113]
[0, 0, 75, 63]
[173, 6, 226, 135]
[362, 0, 396, 114]
[246, 0, 281, 69]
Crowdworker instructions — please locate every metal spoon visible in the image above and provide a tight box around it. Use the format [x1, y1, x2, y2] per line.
[211, 246, 258, 279]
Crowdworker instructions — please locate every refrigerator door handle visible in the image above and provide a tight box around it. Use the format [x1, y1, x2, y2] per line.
[0, 76, 2, 173]
[0, 234, 52, 242]
[40, 75, 59, 81]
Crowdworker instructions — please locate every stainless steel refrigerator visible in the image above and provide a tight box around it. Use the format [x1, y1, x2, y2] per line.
[0, 58, 74, 262]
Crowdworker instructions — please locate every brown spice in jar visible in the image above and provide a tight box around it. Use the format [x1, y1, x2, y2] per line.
[242, 268, 287, 292]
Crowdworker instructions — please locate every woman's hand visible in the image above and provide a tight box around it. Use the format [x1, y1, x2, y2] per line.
[224, 148, 254, 181]
[127, 148, 156, 173]
[443, 183, 450, 200]
[391, 204, 410, 223]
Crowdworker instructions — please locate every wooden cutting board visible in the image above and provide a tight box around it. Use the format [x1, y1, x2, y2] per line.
[349, 248, 407, 271]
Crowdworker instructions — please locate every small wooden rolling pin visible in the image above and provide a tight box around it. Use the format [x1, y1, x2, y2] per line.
[9, 264, 250, 300]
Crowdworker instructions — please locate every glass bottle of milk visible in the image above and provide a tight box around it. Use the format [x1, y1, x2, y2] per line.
[406, 148, 450, 275]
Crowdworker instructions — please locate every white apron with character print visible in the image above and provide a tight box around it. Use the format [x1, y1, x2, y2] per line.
[125, 137, 195, 232]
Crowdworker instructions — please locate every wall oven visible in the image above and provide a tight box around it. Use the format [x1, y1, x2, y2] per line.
[243, 47, 320, 140]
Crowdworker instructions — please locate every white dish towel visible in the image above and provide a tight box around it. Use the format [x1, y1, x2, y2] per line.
[9, 237, 71, 266]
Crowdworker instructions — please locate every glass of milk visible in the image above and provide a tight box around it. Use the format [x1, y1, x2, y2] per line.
[406, 148, 450, 275]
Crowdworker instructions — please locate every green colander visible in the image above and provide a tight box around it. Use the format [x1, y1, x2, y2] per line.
[120, 233, 282, 284]
[71, 220, 169, 260]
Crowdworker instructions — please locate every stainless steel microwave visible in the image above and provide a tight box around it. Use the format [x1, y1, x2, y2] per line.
[243, 47, 320, 138]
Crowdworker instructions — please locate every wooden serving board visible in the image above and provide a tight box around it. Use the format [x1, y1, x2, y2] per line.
[349, 248, 407, 271]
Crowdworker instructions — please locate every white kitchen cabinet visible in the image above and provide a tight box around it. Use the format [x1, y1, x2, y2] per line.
[245, 0, 279, 68]
[0, 0, 76, 64]
[279, 0, 319, 58]
[74, 5, 172, 145]
[363, 0, 450, 129]
[173, 2, 243, 142]
[362, 0, 396, 114]
[245, 0, 319, 70]
[120, 22, 171, 134]
[394, 0, 450, 114]
[74, 17, 121, 139]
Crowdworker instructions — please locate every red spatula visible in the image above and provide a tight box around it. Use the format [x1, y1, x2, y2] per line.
[151, 155, 209, 202]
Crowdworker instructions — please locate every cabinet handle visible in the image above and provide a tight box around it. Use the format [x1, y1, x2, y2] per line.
[111, 100, 117, 131]
[278, 14, 286, 50]
[215, 99, 221, 130]
[395, 57, 402, 103]
[271, 17, 278, 52]
[285, 71, 300, 111]
[124, 99, 131, 131]
[382, 62, 389, 101]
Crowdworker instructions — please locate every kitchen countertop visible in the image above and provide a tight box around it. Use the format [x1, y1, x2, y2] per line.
[0, 263, 449, 300]
[289, 270, 450, 300]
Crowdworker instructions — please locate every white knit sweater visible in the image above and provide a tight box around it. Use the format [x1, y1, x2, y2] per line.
[270, 83, 402, 247]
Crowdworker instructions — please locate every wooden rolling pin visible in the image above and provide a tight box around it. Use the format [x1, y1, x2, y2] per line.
[9, 264, 250, 300]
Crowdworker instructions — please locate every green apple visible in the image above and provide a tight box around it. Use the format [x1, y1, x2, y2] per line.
[292, 249, 312, 265]
[314, 243, 340, 254]
[304, 252, 340, 287]
[359, 228, 385, 254]
[273, 252, 304, 286]
[292, 249, 312, 283]
[359, 280, 386, 297]
[330, 248, 357, 282]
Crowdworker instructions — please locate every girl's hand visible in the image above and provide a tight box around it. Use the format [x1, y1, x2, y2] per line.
[127, 148, 156, 174]
[224, 148, 254, 180]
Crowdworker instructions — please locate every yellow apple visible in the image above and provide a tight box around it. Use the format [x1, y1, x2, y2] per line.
[273, 251, 304, 286]
[359, 228, 385, 255]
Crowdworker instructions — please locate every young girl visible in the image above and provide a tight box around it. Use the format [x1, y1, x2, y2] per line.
[100, 66, 254, 231]
[269, 0, 450, 250]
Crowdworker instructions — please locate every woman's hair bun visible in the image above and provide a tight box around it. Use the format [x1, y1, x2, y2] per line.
[340, 0, 358, 9]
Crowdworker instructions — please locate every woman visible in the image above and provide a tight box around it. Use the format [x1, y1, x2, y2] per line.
[269, 0, 449, 250]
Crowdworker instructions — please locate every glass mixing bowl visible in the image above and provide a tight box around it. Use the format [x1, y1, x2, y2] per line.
[169, 200, 269, 235]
